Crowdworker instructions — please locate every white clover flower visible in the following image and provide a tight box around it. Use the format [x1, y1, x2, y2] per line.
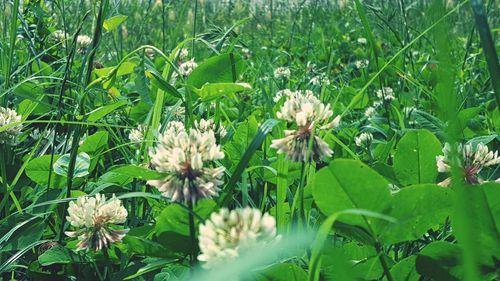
[271, 91, 340, 162]
[147, 122, 225, 203]
[194, 118, 227, 139]
[128, 125, 144, 144]
[198, 207, 280, 269]
[176, 48, 189, 60]
[436, 142, 500, 186]
[309, 75, 330, 86]
[76, 35, 91, 47]
[273, 89, 294, 103]
[241, 48, 251, 59]
[355, 132, 373, 147]
[145, 47, 155, 59]
[364, 106, 376, 118]
[273, 67, 291, 79]
[376, 87, 395, 101]
[52, 30, 67, 41]
[355, 59, 369, 69]
[178, 58, 198, 76]
[0, 107, 22, 145]
[65, 193, 128, 251]
[357, 37, 368, 44]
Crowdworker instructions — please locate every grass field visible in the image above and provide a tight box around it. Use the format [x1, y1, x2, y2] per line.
[0, 0, 499, 280]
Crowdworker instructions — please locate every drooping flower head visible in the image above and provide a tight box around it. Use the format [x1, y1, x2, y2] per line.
[0, 107, 22, 145]
[375, 87, 395, 102]
[128, 125, 144, 144]
[355, 132, 373, 147]
[65, 194, 128, 251]
[273, 67, 291, 80]
[271, 91, 340, 162]
[436, 142, 500, 186]
[194, 118, 227, 139]
[147, 121, 225, 203]
[198, 207, 280, 269]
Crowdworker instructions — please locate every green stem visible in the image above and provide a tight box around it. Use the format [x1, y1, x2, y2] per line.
[187, 199, 197, 267]
[0, 144, 9, 216]
[375, 242, 393, 281]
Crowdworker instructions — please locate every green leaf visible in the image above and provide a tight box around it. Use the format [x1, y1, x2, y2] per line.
[251, 263, 308, 281]
[122, 235, 172, 258]
[86, 100, 128, 122]
[393, 129, 442, 186]
[94, 61, 136, 77]
[312, 159, 392, 229]
[416, 241, 463, 281]
[0, 215, 45, 252]
[79, 131, 109, 155]
[53, 152, 91, 178]
[103, 15, 128, 32]
[379, 184, 452, 244]
[150, 71, 183, 99]
[187, 53, 244, 88]
[38, 246, 91, 266]
[384, 256, 419, 281]
[196, 82, 251, 101]
[25, 155, 67, 188]
[109, 165, 166, 180]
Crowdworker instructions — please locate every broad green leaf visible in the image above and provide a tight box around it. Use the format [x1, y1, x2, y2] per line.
[196, 82, 251, 101]
[251, 263, 308, 281]
[393, 129, 442, 186]
[379, 184, 452, 244]
[416, 241, 463, 281]
[0, 215, 45, 252]
[150, 71, 182, 99]
[79, 131, 109, 155]
[187, 53, 244, 88]
[103, 15, 128, 32]
[94, 61, 136, 77]
[38, 246, 91, 265]
[109, 165, 166, 180]
[25, 155, 67, 188]
[312, 159, 392, 229]
[122, 235, 172, 258]
[86, 100, 128, 122]
[384, 256, 419, 281]
[53, 152, 91, 178]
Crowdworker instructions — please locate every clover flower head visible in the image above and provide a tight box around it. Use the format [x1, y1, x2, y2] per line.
[309, 75, 330, 86]
[147, 122, 225, 203]
[376, 87, 395, 101]
[128, 125, 144, 144]
[357, 37, 368, 44]
[437, 142, 500, 186]
[65, 194, 128, 251]
[273, 89, 294, 103]
[198, 207, 280, 269]
[271, 92, 340, 162]
[274, 67, 291, 79]
[194, 118, 227, 139]
[76, 35, 91, 47]
[355, 59, 369, 69]
[364, 106, 376, 118]
[178, 58, 198, 77]
[176, 48, 189, 60]
[0, 107, 22, 145]
[355, 132, 373, 147]
[52, 30, 67, 41]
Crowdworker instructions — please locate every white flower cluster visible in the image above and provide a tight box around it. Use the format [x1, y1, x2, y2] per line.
[65, 193, 128, 251]
[375, 87, 395, 101]
[176, 48, 189, 60]
[364, 106, 376, 118]
[273, 89, 294, 103]
[273, 67, 291, 79]
[309, 75, 330, 86]
[436, 142, 500, 186]
[76, 35, 91, 47]
[147, 121, 225, 203]
[128, 125, 144, 144]
[357, 37, 368, 44]
[271, 91, 340, 162]
[52, 30, 67, 41]
[355, 59, 369, 69]
[198, 207, 279, 269]
[194, 118, 227, 139]
[0, 107, 22, 145]
[178, 58, 198, 77]
[355, 132, 373, 147]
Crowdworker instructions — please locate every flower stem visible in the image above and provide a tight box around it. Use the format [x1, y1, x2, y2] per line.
[187, 199, 197, 266]
[375, 242, 393, 281]
[0, 143, 9, 216]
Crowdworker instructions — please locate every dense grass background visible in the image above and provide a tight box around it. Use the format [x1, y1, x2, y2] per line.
[0, 0, 499, 280]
